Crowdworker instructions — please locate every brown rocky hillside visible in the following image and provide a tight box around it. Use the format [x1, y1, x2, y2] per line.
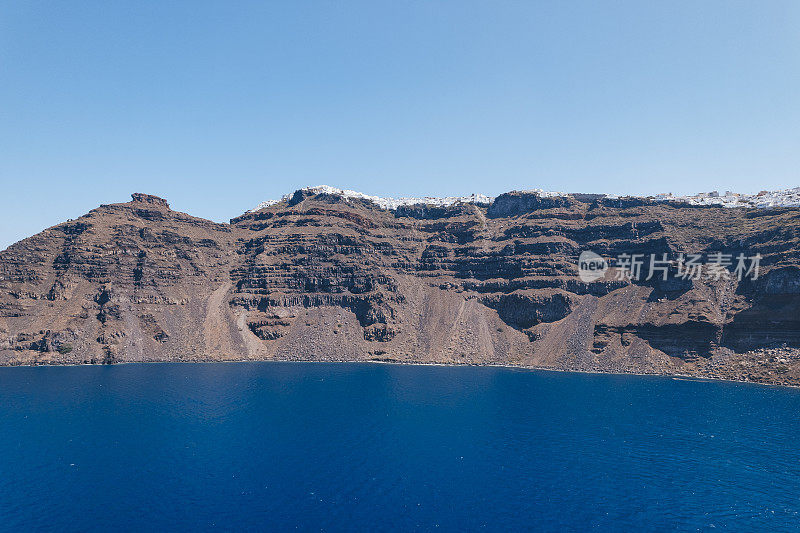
[2, 189, 800, 386]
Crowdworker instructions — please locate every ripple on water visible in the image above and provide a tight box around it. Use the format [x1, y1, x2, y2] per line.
[0, 362, 799, 531]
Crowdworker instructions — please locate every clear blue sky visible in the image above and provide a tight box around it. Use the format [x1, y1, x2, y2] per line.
[1, 1, 798, 249]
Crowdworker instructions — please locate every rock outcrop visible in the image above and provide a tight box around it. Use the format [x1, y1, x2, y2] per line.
[2, 189, 800, 386]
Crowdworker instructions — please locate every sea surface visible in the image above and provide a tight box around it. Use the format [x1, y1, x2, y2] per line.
[1, 362, 799, 531]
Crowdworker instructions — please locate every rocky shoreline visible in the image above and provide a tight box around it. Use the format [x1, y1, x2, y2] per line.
[3, 356, 798, 390]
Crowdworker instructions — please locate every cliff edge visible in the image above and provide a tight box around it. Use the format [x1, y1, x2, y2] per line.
[2, 188, 800, 386]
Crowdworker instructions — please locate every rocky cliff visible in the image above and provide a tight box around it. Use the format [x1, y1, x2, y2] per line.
[2, 188, 800, 386]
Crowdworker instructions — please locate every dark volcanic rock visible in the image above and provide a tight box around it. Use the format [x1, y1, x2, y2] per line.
[131, 193, 170, 209]
[487, 191, 578, 217]
[2, 187, 800, 386]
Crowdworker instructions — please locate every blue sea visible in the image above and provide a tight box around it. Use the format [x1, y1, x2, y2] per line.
[1, 362, 799, 531]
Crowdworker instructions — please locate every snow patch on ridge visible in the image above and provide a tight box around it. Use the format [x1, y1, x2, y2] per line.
[248, 185, 498, 212]
[248, 185, 800, 213]
[652, 188, 800, 208]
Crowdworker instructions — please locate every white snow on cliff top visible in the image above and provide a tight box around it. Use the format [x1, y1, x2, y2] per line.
[248, 185, 498, 212]
[652, 188, 800, 208]
[248, 185, 800, 212]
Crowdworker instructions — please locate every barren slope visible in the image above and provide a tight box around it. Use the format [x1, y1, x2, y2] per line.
[2, 189, 800, 386]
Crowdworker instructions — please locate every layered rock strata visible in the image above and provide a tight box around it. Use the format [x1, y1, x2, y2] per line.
[2, 189, 800, 386]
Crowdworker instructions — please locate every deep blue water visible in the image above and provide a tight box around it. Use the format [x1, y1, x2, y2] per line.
[1, 363, 800, 531]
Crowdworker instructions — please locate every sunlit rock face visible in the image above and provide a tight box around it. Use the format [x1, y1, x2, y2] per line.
[3, 187, 800, 386]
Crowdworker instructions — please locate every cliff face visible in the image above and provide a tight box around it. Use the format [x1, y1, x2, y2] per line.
[2, 190, 800, 386]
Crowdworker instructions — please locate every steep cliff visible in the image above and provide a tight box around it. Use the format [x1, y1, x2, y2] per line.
[2, 188, 800, 386]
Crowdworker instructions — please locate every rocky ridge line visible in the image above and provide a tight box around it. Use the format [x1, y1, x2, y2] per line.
[249, 185, 800, 213]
